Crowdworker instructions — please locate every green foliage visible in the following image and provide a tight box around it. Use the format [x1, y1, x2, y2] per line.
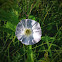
[6, 21, 16, 31]
[0, 0, 62, 62]
[28, 15, 36, 20]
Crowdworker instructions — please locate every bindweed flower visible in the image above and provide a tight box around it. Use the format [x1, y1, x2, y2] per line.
[15, 19, 42, 45]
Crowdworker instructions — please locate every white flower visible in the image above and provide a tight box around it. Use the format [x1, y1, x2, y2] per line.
[15, 19, 42, 45]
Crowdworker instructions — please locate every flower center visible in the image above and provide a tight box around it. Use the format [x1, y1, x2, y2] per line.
[24, 28, 31, 36]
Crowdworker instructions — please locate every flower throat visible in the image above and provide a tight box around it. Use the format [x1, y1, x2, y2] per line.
[24, 29, 31, 36]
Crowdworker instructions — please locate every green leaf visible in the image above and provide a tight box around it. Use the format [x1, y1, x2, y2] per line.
[0, 9, 19, 25]
[28, 15, 36, 20]
[6, 21, 16, 32]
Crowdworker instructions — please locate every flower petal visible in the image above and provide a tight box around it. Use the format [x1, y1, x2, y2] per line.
[15, 19, 42, 45]
[33, 32, 41, 43]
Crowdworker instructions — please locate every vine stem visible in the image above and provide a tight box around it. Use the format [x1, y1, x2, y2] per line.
[26, 45, 34, 62]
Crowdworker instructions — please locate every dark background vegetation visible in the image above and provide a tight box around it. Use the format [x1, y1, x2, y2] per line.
[0, 0, 62, 62]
